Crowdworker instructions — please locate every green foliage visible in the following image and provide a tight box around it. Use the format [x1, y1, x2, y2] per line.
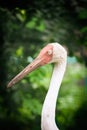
[57, 62, 87, 129]
[0, 1, 87, 129]
[26, 16, 45, 32]
[15, 46, 24, 57]
[19, 94, 42, 120]
[78, 9, 87, 19]
[29, 65, 52, 89]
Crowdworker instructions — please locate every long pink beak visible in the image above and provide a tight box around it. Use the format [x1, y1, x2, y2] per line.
[7, 56, 43, 88]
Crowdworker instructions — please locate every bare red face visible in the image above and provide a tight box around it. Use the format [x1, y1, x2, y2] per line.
[37, 44, 53, 65]
[7, 44, 53, 88]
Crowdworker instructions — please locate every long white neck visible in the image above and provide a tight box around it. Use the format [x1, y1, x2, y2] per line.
[41, 57, 67, 130]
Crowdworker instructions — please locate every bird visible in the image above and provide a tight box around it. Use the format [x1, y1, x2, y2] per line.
[7, 42, 67, 130]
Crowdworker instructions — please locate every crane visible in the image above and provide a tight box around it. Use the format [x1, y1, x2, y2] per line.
[7, 42, 67, 130]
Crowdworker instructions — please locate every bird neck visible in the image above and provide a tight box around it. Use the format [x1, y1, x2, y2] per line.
[41, 58, 67, 130]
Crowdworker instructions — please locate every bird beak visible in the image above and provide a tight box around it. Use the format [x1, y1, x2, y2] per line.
[7, 56, 43, 88]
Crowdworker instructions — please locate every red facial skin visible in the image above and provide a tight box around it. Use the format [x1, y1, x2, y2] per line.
[37, 44, 53, 65]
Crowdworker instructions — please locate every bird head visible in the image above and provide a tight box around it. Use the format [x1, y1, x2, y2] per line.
[7, 42, 67, 88]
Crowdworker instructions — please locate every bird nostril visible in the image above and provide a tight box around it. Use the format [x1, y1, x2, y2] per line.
[30, 65, 32, 68]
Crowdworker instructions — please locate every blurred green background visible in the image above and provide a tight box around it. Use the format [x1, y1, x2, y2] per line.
[0, 0, 87, 130]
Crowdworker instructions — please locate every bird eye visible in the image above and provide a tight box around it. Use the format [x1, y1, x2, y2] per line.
[47, 49, 52, 55]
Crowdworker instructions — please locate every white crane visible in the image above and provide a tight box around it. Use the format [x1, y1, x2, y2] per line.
[7, 43, 67, 130]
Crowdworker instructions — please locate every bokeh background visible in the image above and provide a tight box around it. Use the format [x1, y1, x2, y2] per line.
[0, 0, 87, 130]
